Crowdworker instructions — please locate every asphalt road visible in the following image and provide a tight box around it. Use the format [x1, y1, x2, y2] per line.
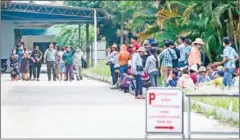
[1, 73, 238, 138]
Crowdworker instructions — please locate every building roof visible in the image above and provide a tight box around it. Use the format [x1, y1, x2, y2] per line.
[1, 1, 109, 26]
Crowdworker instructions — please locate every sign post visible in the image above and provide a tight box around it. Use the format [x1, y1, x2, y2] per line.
[145, 87, 184, 138]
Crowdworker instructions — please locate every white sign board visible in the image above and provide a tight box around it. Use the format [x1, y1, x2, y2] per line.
[146, 88, 183, 133]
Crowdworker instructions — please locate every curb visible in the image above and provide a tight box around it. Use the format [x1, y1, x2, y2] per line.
[83, 71, 239, 122]
[82, 72, 112, 84]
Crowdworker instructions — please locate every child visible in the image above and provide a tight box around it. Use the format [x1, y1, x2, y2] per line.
[167, 69, 179, 87]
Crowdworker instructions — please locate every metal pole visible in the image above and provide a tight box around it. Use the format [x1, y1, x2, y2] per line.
[94, 9, 97, 67]
[86, 23, 90, 67]
[187, 96, 191, 139]
[0, 0, 2, 75]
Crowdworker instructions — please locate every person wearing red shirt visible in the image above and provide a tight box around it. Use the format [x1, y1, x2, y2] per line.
[189, 64, 198, 84]
[131, 36, 140, 51]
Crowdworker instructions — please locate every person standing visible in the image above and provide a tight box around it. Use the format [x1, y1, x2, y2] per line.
[20, 48, 30, 80]
[17, 45, 24, 79]
[28, 49, 34, 80]
[118, 44, 131, 80]
[44, 43, 57, 81]
[177, 36, 186, 68]
[55, 47, 60, 80]
[159, 41, 177, 84]
[169, 41, 180, 69]
[213, 37, 239, 87]
[32, 46, 43, 81]
[144, 48, 159, 87]
[107, 44, 119, 86]
[57, 47, 66, 81]
[188, 38, 204, 67]
[131, 47, 146, 99]
[62, 46, 75, 81]
[73, 47, 85, 81]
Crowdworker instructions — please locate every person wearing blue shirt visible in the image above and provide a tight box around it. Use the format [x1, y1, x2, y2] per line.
[17, 45, 24, 79]
[168, 69, 179, 87]
[213, 37, 239, 87]
[197, 66, 211, 83]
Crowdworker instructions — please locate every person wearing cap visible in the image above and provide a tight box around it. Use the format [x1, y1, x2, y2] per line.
[31, 46, 43, 81]
[131, 47, 146, 99]
[107, 44, 119, 86]
[188, 38, 204, 67]
[189, 64, 198, 84]
[159, 40, 177, 83]
[144, 38, 159, 57]
[197, 66, 211, 83]
[167, 69, 179, 87]
[118, 44, 131, 80]
[213, 37, 239, 87]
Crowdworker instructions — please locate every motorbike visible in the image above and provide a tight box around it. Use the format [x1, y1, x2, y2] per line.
[1, 59, 8, 73]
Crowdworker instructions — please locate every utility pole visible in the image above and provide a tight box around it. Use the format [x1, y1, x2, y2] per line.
[94, 9, 97, 67]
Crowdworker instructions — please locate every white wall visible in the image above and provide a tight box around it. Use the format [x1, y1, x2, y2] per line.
[1, 21, 15, 59]
[22, 35, 55, 50]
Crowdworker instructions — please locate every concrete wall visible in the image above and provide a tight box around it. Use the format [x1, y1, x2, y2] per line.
[1, 21, 15, 59]
[22, 35, 55, 50]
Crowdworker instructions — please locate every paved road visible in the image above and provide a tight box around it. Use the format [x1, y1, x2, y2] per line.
[1, 73, 238, 138]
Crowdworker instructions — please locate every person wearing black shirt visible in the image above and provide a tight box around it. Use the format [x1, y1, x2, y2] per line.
[169, 41, 180, 69]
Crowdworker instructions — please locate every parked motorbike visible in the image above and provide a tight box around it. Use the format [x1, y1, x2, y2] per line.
[1, 59, 8, 73]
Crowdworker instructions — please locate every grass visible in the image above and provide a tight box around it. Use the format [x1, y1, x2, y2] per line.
[192, 97, 239, 113]
[85, 60, 111, 77]
[85, 61, 239, 114]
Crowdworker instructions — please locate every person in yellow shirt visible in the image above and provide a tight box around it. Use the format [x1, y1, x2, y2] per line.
[205, 70, 224, 87]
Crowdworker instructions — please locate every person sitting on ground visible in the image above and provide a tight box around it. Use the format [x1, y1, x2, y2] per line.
[177, 68, 195, 89]
[142, 71, 152, 89]
[211, 69, 224, 87]
[167, 69, 179, 87]
[233, 71, 239, 87]
[189, 64, 198, 85]
[207, 65, 218, 80]
[119, 61, 132, 93]
[197, 66, 211, 83]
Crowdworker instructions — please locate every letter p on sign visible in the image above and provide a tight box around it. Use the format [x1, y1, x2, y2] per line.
[149, 93, 155, 105]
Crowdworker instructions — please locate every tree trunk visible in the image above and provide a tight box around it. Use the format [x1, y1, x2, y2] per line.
[228, 8, 238, 52]
[120, 11, 124, 45]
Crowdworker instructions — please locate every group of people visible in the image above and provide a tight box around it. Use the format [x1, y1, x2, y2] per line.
[107, 36, 239, 99]
[9, 42, 86, 82]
